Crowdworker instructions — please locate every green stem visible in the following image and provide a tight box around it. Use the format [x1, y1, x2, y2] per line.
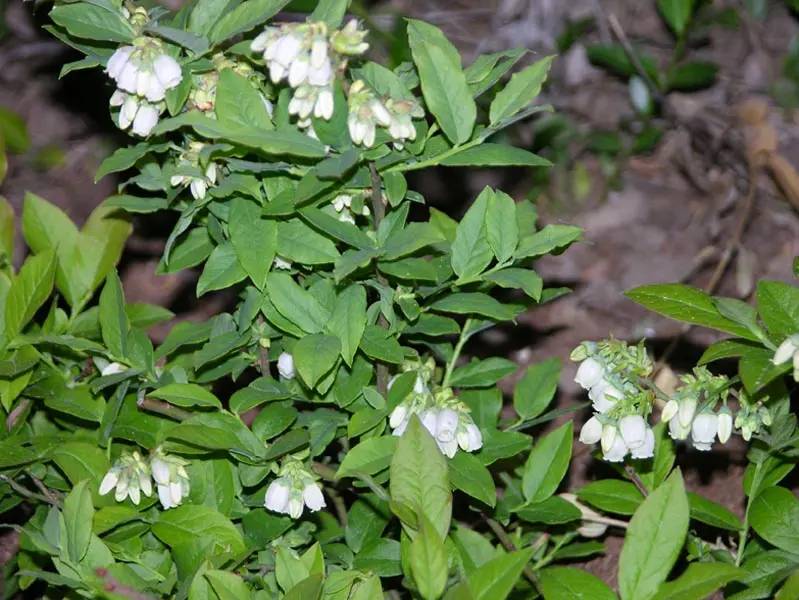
[0, 474, 60, 508]
[442, 318, 473, 388]
[383, 138, 482, 174]
[736, 461, 762, 566]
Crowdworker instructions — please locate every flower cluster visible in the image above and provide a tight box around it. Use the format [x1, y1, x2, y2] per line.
[169, 141, 220, 200]
[733, 399, 771, 441]
[264, 458, 325, 519]
[772, 334, 799, 381]
[99, 448, 191, 509]
[572, 340, 655, 462]
[660, 368, 733, 451]
[389, 375, 483, 458]
[332, 192, 370, 224]
[105, 34, 182, 136]
[347, 81, 424, 148]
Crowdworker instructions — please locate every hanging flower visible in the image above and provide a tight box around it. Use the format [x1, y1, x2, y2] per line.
[264, 460, 326, 519]
[277, 352, 296, 379]
[149, 449, 191, 510]
[691, 413, 718, 451]
[99, 451, 152, 505]
[106, 39, 182, 103]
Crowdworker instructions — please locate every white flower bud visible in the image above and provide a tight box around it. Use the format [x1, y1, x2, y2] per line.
[691, 413, 718, 451]
[150, 457, 171, 486]
[600, 424, 617, 454]
[288, 53, 310, 87]
[619, 415, 647, 450]
[362, 121, 376, 147]
[251, 30, 271, 53]
[773, 335, 799, 364]
[106, 46, 134, 80]
[574, 357, 604, 390]
[389, 405, 408, 429]
[310, 38, 328, 69]
[109, 89, 127, 107]
[370, 100, 392, 127]
[190, 178, 207, 200]
[153, 53, 182, 90]
[144, 75, 166, 103]
[420, 409, 438, 437]
[629, 75, 652, 115]
[274, 34, 302, 68]
[119, 95, 139, 130]
[456, 421, 482, 452]
[392, 417, 409, 437]
[99, 470, 119, 496]
[205, 163, 217, 185]
[668, 415, 691, 440]
[435, 408, 459, 443]
[660, 399, 679, 423]
[413, 375, 426, 394]
[101, 362, 125, 377]
[578, 416, 603, 445]
[131, 104, 159, 137]
[437, 438, 459, 458]
[679, 397, 697, 428]
[314, 88, 334, 120]
[602, 434, 628, 462]
[630, 426, 655, 459]
[277, 352, 295, 379]
[590, 380, 623, 414]
[302, 483, 326, 512]
[308, 58, 333, 87]
[157, 484, 174, 509]
[578, 521, 608, 538]
[273, 256, 292, 270]
[117, 60, 140, 94]
[288, 497, 304, 519]
[269, 62, 287, 83]
[717, 409, 733, 444]
[169, 481, 183, 505]
[139, 474, 153, 498]
[264, 479, 291, 513]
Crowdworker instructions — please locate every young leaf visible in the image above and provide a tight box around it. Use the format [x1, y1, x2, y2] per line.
[229, 197, 277, 290]
[293, 333, 341, 388]
[267, 272, 329, 334]
[657, 0, 694, 36]
[188, 0, 237, 35]
[197, 243, 248, 296]
[49, 4, 134, 42]
[277, 219, 341, 265]
[449, 357, 516, 388]
[327, 284, 367, 366]
[483, 268, 543, 301]
[514, 496, 581, 525]
[468, 548, 536, 600]
[687, 492, 742, 531]
[209, 0, 291, 44]
[205, 570, 252, 600]
[485, 190, 518, 263]
[650, 563, 740, 600]
[441, 144, 550, 167]
[62, 480, 93, 564]
[514, 224, 582, 260]
[489, 56, 554, 126]
[514, 358, 561, 421]
[216, 69, 274, 131]
[451, 187, 494, 280]
[618, 470, 690, 600]
[407, 20, 476, 144]
[448, 451, 496, 507]
[5, 249, 56, 340]
[577, 480, 644, 516]
[757, 280, 799, 336]
[521, 420, 572, 503]
[539, 567, 617, 600]
[149, 383, 222, 409]
[390, 415, 452, 539]
[410, 515, 448, 600]
[152, 505, 246, 556]
[337, 436, 397, 479]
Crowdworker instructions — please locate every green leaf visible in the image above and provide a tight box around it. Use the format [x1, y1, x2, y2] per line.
[6, 249, 56, 340]
[449, 358, 516, 388]
[152, 505, 246, 555]
[360, 325, 404, 364]
[62, 480, 93, 564]
[483, 190, 518, 263]
[49, 3, 134, 42]
[514, 358, 561, 421]
[484, 268, 543, 301]
[618, 471, 690, 600]
[757, 281, 799, 336]
[657, 0, 694, 36]
[188, 0, 236, 35]
[469, 548, 536, 600]
[52, 442, 112, 507]
[267, 272, 328, 334]
[698, 338, 761, 365]
[407, 20, 476, 144]
[451, 187, 494, 280]
[521, 421, 572, 503]
[383, 222, 445, 261]
[514, 496, 581, 525]
[216, 69, 273, 131]
[651, 562, 740, 600]
[229, 197, 277, 290]
[285, 574, 324, 600]
[515, 224, 582, 259]
[625, 284, 760, 341]
[430, 292, 515, 321]
[277, 219, 341, 265]
[294, 333, 341, 388]
[0, 345, 40, 377]
[666, 61, 717, 92]
[749, 487, 799, 554]
[205, 570, 251, 600]
[410, 515, 448, 600]
[99, 270, 129, 359]
[327, 284, 367, 366]
[310, 0, 349, 28]
[687, 492, 742, 531]
[231, 377, 292, 414]
[577, 480, 643, 516]
[587, 44, 659, 80]
[149, 383, 222, 409]
[197, 243, 248, 296]
[353, 538, 402, 577]
[539, 567, 617, 600]
[441, 144, 551, 167]
[146, 25, 209, 54]
[94, 142, 157, 181]
[739, 348, 790, 393]
[390, 415, 452, 539]
[489, 56, 554, 125]
[448, 451, 496, 507]
[187, 459, 235, 516]
[0, 196, 14, 263]
[315, 149, 360, 180]
[209, 0, 291, 43]
[337, 436, 397, 479]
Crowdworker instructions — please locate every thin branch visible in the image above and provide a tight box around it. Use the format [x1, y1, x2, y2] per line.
[482, 514, 540, 589]
[625, 465, 649, 497]
[607, 14, 665, 105]
[256, 316, 271, 378]
[369, 162, 390, 396]
[25, 470, 63, 506]
[137, 397, 192, 421]
[0, 475, 60, 508]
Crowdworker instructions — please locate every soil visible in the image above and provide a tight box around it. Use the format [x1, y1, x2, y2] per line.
[1, 0, 798, 596]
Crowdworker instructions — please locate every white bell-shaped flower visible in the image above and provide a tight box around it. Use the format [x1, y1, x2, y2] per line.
[99, 469, 120, 496]
[678, 397, 697, 428]
[118, 95, 140, 130]
[773, 334, 799, 364]
[264, 478, 291, 513]
[310, 37, 329, 69]
[288, 53, 310, 87]
[717, 409, 733, 444]
[302, 483, 326, 512]
[619, 415, 647, 451]
[630, 426, 655, 459]
[116, 58, 141, 94]
[574, 357, 604, 390]
[308, 57, 333, 87]
[314, 87, 334, 120]
[131, 104, 160, 137]
[288, 497, 304, 519]
[668, 415, 691, 441]
[277, 352, 296, 379]
[370, 100, 392, 128]
[435, 408, 459, 443]
[150, 457, 171, 486]
[602, 433, 628, 463]
[101, 362, 126, 377]
[153, 53, 182, 90]
[106, 46, 134, 79]
[589, 380, 623, 414]
[660, 399, 679, 423]
[437, 438, 458, 458]
[274, 34, 303, 69]
[691, 413, 718, 451]
[579, 416, 603, 445]
[457, 421, 483, 452]
[389, 405, 408, 430]
[419, 409, 439, 438]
